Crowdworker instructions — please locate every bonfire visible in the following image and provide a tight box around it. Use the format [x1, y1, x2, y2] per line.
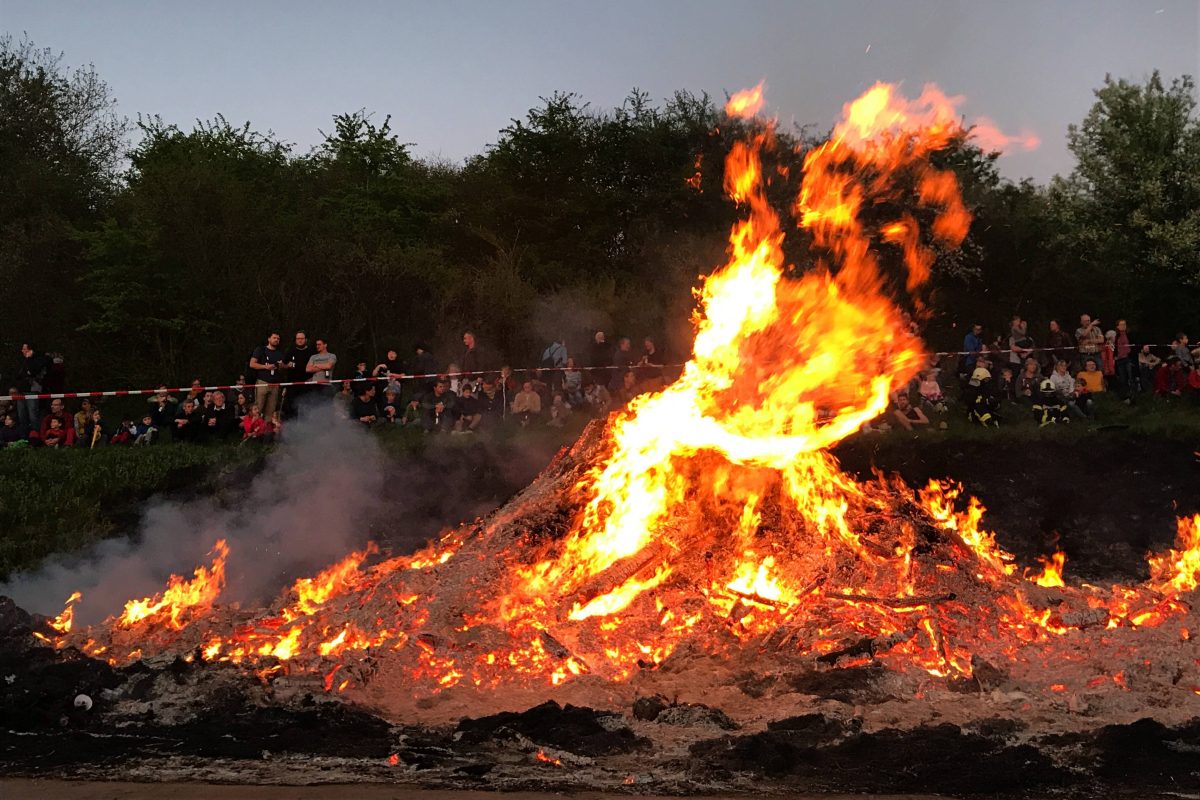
[46, 83, 1200, 729]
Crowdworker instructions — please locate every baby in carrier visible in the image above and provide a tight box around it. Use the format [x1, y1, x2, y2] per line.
[1031, 378, 1070, 427]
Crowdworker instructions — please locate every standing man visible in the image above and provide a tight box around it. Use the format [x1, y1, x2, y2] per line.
[959, 324, 983, 381]
[1044, 320, 1074, 373]
[306, 338, 338, 397]
[460, 331, 487, 392]
[609, 337, 635, 391]
[13, 343, 48, 434]
[248, 332, 284, 421]
[589, 330, 613, 370]
[1112, 319, 1137, 401]
[282, 330, 313, 417]
[1075, 314, 1104, 372]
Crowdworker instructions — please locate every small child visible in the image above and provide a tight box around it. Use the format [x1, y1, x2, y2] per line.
[133, 414, 158, 445]
[917, 370, 946, 411]
[43, 417, 68, 448]
[400, 399, 422, 427]
[1073, 377, 1095, 418]
[242, 405, 267, 441]
[997, 367, 1016, 402]
[110, 420, 134, 445]
[381, 389, 400, 423]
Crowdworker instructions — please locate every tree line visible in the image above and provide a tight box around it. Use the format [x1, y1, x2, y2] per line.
[3, 33, 1199, 390]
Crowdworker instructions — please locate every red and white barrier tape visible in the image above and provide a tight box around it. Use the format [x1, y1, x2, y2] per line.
[0, 363, 682, 402]
[2, 342, 1191, 404]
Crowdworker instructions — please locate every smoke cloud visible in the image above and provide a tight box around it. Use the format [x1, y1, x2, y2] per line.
[2, 403, 388, 625]
[2, 397, 576, 626]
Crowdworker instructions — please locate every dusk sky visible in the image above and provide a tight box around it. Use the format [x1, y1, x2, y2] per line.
[3, 0, 1197, 181]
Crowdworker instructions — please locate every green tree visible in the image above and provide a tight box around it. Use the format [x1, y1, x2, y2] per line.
[1057, 72, 1200, 335]
[0, 35, 127, 368]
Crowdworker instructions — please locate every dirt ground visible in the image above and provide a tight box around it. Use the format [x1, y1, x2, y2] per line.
[0, 781, 945, 800]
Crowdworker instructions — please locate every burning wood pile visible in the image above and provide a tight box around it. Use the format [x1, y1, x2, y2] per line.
[12, 83, 1200, 790]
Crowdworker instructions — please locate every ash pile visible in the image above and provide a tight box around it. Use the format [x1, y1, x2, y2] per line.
[3, 597, 1199, 796]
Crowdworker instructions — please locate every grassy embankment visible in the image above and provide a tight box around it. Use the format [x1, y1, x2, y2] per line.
[2, 394, 1197, 581]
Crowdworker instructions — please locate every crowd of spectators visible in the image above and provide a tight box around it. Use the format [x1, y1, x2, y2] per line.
[884, 313, 1200, 432]
[7, 312, 1200, 449]
[0, 328, 673, 449]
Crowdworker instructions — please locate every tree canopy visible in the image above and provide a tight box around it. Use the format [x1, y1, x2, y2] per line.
[2, 34, 1197, 389]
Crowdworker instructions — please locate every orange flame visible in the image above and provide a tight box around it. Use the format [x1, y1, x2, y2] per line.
[1030, 552, 1067, 588]
[725, 82, 765, 118]
[115, 540, 229, 630]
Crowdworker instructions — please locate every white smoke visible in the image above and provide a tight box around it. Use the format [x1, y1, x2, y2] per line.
[1, 402, 388, 625]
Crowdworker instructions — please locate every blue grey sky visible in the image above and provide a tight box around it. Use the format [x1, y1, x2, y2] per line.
[3, 0, 1197, 181]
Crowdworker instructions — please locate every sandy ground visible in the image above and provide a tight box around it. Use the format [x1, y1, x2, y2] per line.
[0, 781, 945, 800]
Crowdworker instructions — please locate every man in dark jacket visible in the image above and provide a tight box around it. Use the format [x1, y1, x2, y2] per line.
[14, 343, 48, 434]
[282, 330, 313, 417]
[410, 344, 437, 396]
[172, 399, 204, 443]
[202, 391, 237, 440]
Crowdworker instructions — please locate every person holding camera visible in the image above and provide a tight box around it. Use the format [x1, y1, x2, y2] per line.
[1075, 314, 1104, 373]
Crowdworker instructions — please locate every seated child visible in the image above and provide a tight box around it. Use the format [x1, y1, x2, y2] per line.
[43, 416, 69, 448]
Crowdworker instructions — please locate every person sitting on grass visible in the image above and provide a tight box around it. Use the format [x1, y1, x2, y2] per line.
[891, 392, 929, 431]
[43, 416, 69, 448]
[917, 370, 946, 411]
[351, 384, 379, 426]
[1077, 357, 1105, 394]
[1139, 345, 1162, 393]
[111, 420, 135, 445]
[381, 388, 401, 424]
[453, 384, 482, 434]
[173, 399, 203, 442]
[547, 391, 572, 428]
[1073, 377, 1096, 419]
[242, 404, 268, 441]
[966, 367, 1000, 427]
[132, 414, 158, 445]
[399, 398, 422, 427]
[1016, 358, 1041, 404]
[84, 409, 108, 448]
[1032, 378, 1071, 427]
[72, 398, 92, 443]
[1, 413, 25, 448]
[511, 380, 542, 427]
[997, 366, 1016, 402]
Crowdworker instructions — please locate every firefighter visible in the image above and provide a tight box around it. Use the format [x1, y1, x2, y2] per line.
[1031, 378, 1071, 427]
[965, 367, 1000, 427]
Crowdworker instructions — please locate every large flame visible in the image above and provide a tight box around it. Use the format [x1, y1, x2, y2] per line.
[50, 83, 1200, 702]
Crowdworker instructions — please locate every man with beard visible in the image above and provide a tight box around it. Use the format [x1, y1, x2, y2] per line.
[282, 330, 313, 417]
[249, 332, 284, 421]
